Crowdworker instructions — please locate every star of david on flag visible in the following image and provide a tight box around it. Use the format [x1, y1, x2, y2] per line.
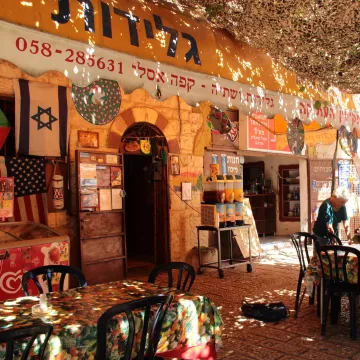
[14, 79, 70, 157]
[31, 106, 58, 130]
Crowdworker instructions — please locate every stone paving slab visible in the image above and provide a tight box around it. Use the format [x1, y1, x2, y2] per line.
[130, 242, 360, 359]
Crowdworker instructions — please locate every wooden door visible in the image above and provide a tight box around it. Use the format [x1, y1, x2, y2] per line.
[154, 159, 169, 264]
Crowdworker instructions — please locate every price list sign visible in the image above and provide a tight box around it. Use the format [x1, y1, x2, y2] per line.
[309, 160, 333, 226]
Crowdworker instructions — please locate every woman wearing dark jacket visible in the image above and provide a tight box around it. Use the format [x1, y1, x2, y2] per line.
[313, 186, 352, 244]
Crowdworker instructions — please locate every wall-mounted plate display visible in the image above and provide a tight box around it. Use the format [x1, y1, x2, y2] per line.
[72, 79, 121, 125]
[287, 118, 304, 155]
[338, 126, 357, 157]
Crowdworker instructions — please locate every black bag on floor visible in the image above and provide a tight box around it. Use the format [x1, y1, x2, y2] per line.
[241, 301, 289, 322]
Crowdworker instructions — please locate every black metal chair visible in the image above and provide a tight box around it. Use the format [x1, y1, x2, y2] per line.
[290, 232, 320, 317]
[317, 245, 360, 339]
[96, 295, 173, 360]
[148, 262, 196, 292]
[0, 324, 53, 360]
[22, 265, 87, 295]
[326, 232, 343, 245]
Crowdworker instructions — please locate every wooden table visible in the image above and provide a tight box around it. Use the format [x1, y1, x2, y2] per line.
[0, 280, 223, 359]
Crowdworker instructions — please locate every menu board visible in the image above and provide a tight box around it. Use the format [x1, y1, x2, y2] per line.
[203, 150, 243, 178]
[248, 112, 276, 151]
[77, 151, 123, 211]
[309, 160, 333, 227]
[247, 112, 292, 153]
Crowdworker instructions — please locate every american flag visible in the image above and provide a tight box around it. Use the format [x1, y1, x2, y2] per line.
[0, 157, 47, 224]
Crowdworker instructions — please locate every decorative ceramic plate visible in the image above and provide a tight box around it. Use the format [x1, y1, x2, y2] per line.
[124, 141, 140, 152]
[338, 125, 357, 157]
[287, 118, 305, 155]
[207, 106, 232, 134]
[72, 79, 121, 125]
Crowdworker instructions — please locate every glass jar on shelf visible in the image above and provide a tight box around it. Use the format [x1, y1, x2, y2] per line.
[224, 175, 234, 203]
[234, 175, 243, 202]
[202, 176, 225, 204]
[226, 203, 236, 227]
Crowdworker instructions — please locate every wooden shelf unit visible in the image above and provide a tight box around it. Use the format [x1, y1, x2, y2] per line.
[246, 193, 276, 236]
[279, 164, 300, 222]
[76, 150, 127, 285]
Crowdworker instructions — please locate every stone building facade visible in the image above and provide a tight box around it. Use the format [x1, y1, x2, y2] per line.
[0, 60, 215, 265]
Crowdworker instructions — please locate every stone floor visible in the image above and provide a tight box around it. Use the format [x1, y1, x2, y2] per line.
[132, 236, 360, 360]
[202, 242, 360, 360]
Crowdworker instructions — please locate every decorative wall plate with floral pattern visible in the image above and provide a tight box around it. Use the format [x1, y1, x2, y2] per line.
[72, 79, 121, 125]
[338, 125, 357, 157]
[287, 118, 305, 155]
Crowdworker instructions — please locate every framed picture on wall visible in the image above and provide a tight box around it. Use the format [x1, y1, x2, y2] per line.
[78, 130, 99, 149]
[170, 155, 180, 175]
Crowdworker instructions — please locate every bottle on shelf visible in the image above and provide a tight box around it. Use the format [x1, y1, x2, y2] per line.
[293, 203, 300, 217]
[226, 203, 236, 227]
[216, 203, 226, 228]
[224, 175, 235, 203]
[234, 175, 243, 202]
[203, 176, 225, 204]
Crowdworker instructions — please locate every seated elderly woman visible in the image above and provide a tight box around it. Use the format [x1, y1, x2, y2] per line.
[313, 186, 352, 244]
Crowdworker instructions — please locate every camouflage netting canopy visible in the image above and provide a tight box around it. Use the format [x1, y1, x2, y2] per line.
[171, 0, 360, 94]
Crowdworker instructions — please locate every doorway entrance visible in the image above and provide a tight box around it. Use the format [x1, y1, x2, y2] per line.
[122, 123, 170, 271]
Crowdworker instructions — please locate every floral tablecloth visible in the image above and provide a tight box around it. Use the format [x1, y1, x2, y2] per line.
[304, 244, 360, 295]
[0, 280, 223, 359]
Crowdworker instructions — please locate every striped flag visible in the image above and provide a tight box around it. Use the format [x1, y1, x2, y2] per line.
[0, 157, 47, 224]
[13, 79, 70, 157]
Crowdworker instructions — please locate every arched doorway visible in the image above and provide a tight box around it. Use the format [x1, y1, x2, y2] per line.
[121, 122, 170, 271]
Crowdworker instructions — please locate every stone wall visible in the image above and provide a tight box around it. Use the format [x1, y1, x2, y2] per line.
[0, 60, 209, 264]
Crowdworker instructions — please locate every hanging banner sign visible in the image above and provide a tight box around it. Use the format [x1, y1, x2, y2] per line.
[1, 20, 360, 130]
[246, 112, 291, 153]
[309, 160, 333, 227]
[247, 113, 276, 152]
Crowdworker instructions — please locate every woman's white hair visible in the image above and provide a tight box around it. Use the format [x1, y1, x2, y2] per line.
[333, 186, 351, 201]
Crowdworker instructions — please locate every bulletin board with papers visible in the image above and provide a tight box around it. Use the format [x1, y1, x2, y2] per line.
[75, 150, 127, 285]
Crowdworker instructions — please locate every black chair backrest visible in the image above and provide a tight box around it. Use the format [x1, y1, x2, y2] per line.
[0, 324, 53, 360]
[326, 232, 343, 245]
[317, 245, 360, 287]
[290, 232, 319, 273]
[148, 262, 196, 292]
[96, 295, 173, 360]
[22, 265, 87, 295]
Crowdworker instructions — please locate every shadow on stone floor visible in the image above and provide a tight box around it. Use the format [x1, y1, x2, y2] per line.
[130, 245, 360, 359]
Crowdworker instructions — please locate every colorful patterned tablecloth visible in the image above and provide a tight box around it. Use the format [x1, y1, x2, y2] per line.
[0, 280, 223, 359]
[304, 244, 360, 295]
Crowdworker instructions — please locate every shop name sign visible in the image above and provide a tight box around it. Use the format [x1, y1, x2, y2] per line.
[1, 20, 360, 130]
[51, 0, 201, 65]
